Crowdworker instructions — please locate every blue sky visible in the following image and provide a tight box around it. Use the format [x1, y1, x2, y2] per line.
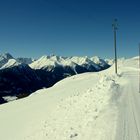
[0, 0, 140, 59]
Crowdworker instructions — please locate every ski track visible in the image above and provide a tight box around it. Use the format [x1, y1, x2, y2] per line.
[116, 71, 140, 140]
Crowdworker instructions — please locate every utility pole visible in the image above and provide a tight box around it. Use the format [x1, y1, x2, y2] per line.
[112, 19, 118, 74]
[139, 44, 140, 93]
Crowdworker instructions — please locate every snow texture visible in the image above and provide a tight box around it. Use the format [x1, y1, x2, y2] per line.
[0, 56, 139, 140]
[30, 55, 108, 71]
[0, 59, 20, 69]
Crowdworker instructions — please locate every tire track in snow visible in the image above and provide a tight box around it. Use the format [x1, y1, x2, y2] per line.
[116, 72, 140, 140]
[130, 84, 140, 139]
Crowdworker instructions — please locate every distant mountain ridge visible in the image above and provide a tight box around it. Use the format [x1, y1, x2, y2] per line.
[0, 53, 34, 68]
[0, 53, 111, 104]
[0, 53, 111, 69]
[30, 55, 109, 71]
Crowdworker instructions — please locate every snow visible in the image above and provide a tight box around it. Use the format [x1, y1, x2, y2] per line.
[105, 58, 114, 65]
[30, 55, 61, 69]
[90, 56, 103, 64]
[0, 58, 30, 70]
[0, 53, 35, 68]
[71, 56, 101, 70]
[0, 53, 13, 68]
[3, 96, 18, 102]
[30, 55, 106, 70]
[30, 55, 78, 72]
[70, 56, 90, 65]
[30, 55, 78, 69]
[0, 59, 20, 69]
[0, 56, 139, 140]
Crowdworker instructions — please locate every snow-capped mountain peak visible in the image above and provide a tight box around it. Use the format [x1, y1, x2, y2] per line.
[90, 56, 101, 64]
[30, 55, 110, 72]
[70, 56, 90, 65]
[0, 53, 35, 68]
[0, 59, 20, 69]
[30, 55, 60, 69]
[0, 53, 13, 60]
[0, 53, 14, 68]
[30, 55, 78, 69]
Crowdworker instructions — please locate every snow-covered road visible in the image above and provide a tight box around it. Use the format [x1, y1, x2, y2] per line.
[116, 70, 140, 140]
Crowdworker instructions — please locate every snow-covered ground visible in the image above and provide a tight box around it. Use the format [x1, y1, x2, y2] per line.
[0, 57, 139, 140]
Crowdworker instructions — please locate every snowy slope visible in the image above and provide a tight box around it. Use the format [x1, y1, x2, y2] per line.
[0, 57, 139, 140]
[0, 59, 20, 69]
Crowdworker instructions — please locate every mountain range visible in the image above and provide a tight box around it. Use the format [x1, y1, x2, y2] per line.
[0, 53, 111, 104]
